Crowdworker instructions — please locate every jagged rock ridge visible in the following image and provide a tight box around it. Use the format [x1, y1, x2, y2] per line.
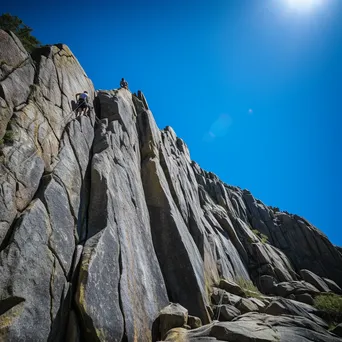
[0, 30, 341, 341]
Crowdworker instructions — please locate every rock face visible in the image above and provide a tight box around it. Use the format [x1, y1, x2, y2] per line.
[164, 313, 342, 342]
[300, 269, 331, 292]
[156, 303, 188, 340]
[1, 30, 342, 341]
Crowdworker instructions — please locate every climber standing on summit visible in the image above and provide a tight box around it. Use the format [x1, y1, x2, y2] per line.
[120, 78, 128, 90]
[75, 91, 90, 117]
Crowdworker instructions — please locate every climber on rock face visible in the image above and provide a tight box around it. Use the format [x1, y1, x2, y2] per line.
[120, 78, 128, 89]
[75, 91, 90, 117]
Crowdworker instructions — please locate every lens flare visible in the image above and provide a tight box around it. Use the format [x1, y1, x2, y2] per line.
[286, 0, 322, 11]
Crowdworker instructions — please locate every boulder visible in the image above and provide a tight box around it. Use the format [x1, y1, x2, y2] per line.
[323, 278, 342, 295]
[236, 313, 340, 342]
[295, 293, 314, 305]
[249, 298, 266, 311]
[213, 305, 241, 321]
[300, 269, 330, 292]
[187, 315, 202, 329]
[258, 275, 277, 294]
[236, 298, 259, 314]
[164, 325, 226, 342]
[211, 288, 242, 306]
[264, 298, 327, 328]
[264, 300, 287, 316]
[275, 281, 320, 297]
[209, 320, 279, 342]
[158, 303, 188, 339]
[218, 279, 245, 297]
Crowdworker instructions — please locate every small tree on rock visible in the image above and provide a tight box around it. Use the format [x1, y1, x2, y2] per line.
[0, 13, 41, 52]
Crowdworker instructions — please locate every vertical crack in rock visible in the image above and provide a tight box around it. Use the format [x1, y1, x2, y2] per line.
[49, 256, 57, 327]
[158, 143, 183, 219]
[77, 151, 92, 245]
[0, 214, 18, 253]
[117, 230, 128, 342]
[53, 173, 78, 221]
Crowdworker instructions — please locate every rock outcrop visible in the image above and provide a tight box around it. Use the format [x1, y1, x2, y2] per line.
[164, 313, 342, 342]
[0, 30, 342, 341]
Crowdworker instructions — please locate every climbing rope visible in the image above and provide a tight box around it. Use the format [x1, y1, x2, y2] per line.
[216, 289, 224, 321]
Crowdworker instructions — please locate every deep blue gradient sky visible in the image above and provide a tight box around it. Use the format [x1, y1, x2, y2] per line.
[3, 0, 342, 245]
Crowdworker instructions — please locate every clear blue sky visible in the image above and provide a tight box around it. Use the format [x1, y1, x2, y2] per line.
[3, 0, 342, 245]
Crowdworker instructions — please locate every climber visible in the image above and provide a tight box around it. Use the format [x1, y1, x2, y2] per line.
[75, 91, 90, 117]
[120, 78, 128, 89]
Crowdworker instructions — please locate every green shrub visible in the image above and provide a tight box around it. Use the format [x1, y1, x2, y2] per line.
[314, 294, 342, 325]
[251, 229, 269, 244]
[260, 233, 269, 244]
[3, 130, 14, 143]
[236, 277, 262, 299]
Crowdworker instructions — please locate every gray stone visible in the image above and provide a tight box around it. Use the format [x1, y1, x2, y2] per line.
[323, 278, 342, 295]
[249, 297, 266, 311]
[300, 269, 330, 292]
[2, 29, 342, 342]
[258, 275, 277, 295]
[0, 180, 17, 245]
[274, 214, 342, 288]
[295, 293, 314, 305]
[187, 315, 202, 329]
[76, 90, 169, 341]
[0, 200, 66, 341]
[219, 279, 245, 297]
[0, 30, 32, 138]
[211, 288, 243, 306]
[213, 304, 241, 321]
[235, 298, 259, 313]
[139, 108, 211, 324]
[40, 175, 75, 274]
[159, 303, 188, 339]
[237, 313, 341, 342]
[264, 298, 327, 328]
[275, 280, 320, 297]
[209, 320, 279, 341]
[265, 300, 287, 316]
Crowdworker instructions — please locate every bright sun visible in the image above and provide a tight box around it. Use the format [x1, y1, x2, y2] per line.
[287, 0, 322, 11]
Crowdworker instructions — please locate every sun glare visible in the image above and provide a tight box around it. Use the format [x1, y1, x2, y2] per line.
[286, 0, 322, 11]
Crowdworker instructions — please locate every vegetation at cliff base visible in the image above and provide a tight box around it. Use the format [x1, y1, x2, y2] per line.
[236, 277, 263, 299]
[0, 13, 40, 52]
[314, 293, 342, 326]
